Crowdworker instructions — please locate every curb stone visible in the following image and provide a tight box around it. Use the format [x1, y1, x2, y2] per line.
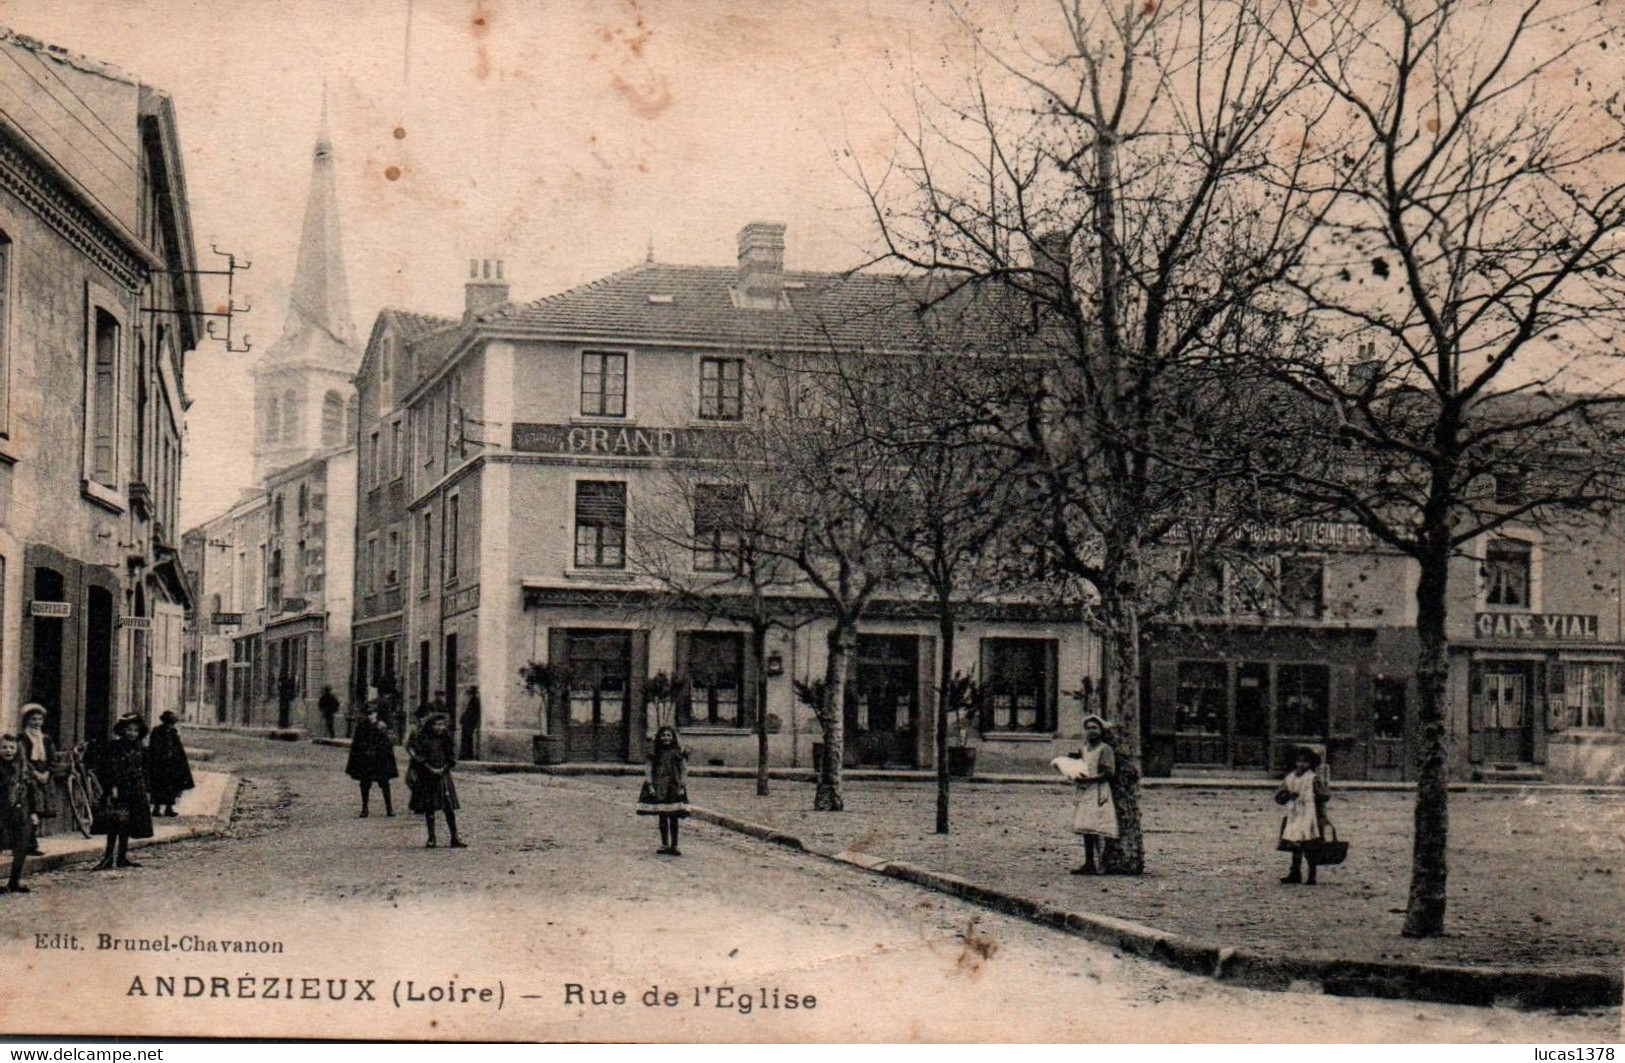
[23, 772, 243, 876]
[684, 801, 1622, 1012]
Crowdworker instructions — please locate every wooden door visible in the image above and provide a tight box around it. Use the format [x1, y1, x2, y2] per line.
[565, 631, 631, 762]
[1479, 663, 1532, 762]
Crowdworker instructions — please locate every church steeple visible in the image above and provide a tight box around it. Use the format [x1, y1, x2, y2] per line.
[250, 100, 361, 483]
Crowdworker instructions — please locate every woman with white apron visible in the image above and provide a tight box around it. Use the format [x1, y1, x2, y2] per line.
[1052, 715, 1119, 875]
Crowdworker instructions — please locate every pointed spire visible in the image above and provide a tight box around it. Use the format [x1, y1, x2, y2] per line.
[285, 94, 355, 349]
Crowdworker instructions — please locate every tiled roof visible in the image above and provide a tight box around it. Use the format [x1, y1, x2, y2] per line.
[389, 308, 457, 340]
[482, 261, 1021, 352]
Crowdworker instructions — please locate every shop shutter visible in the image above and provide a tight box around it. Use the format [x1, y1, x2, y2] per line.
[576, 481, 625, 526]
[546, 628, 568, 736]
[629, 629, 650, 761]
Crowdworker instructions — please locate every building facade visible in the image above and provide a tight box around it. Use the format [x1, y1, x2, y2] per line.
[180, 116, 360, 731]
[356, 228, 1099, 768]
[0, 31, 202, 740]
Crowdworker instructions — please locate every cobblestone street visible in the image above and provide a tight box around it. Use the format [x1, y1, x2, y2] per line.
[0, 734, 1612, 1041]
[615, 775, 1625, 974]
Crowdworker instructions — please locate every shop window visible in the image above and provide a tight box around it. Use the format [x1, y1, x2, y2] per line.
[699, 357, 744, 420]
[1278, 555, 1325, 619]
[693, 484, 744, 572]
[1372, 677, 1406, 739]
[574, 481, 626, 569]
[1277, 664, 1330, 737]
[682, 632, 744, 726]
[1175, 661, 1227, 736]
[981, 638, 1056, 733]
[1565, 661, 1615, 730]
[1483, 539, 1532, 608]
[580, 351, 627, 417]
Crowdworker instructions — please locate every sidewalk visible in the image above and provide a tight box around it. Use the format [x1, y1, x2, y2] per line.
[25, 770, 239, 875]
[575, 775, 1624, 1009]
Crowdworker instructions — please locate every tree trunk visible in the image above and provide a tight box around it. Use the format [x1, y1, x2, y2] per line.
[935, 606, 955, 835]
[1403, 548, 1452, 937]
[1099, 593, 1145, 875]
[752, 622, 771, 797]
[815, 623, 851, 811]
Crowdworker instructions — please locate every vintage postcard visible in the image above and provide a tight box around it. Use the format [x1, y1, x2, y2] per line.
[0, 0, 1618, 1044]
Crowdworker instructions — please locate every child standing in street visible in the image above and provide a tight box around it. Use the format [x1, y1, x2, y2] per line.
[407, 713, 465, 848]
[1276, 746, 1330, 885]
[1052, 715, 1119, 875]
[638, 726, 689, 855]
[0, 734, 39, 893]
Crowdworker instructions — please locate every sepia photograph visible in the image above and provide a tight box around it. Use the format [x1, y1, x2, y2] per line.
[0, 0, 1617, 1045]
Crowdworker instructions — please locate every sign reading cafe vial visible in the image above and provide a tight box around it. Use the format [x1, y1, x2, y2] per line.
[1474, 612, 1599, 640]
[512, 423, 742, 460]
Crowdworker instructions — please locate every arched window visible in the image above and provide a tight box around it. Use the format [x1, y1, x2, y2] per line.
[282, 388, 301, 443]
[263, 396, 280, 443]
[345, 395, 359, 443]
[321, 390, 345, 446]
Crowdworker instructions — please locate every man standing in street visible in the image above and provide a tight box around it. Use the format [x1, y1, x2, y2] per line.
[318, 685, 340, 738]
[459, 686, 481, 762]
[277, 672, 296, 730]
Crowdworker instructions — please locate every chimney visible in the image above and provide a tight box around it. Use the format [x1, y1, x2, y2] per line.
[464, 258, 510, 322]
[1031, 229, 1072, 286]
[736, 221, 786, 309]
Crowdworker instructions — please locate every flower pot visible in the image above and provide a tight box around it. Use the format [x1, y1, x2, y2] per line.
[948, 746, 977, 778]
[532, 734, 566, 766]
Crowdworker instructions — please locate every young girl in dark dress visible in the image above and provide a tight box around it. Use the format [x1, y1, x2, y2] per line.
[94, 714, 155, 871]
[0, 734, 38, 893]
[407, 714, 464, 848]
[637, 726, 689, 856]
[146, 711, 194, 818]
[346, 703, 398, 817]
[18, 705, 55, 849]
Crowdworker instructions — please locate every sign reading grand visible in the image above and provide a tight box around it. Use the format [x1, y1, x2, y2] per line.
[1237, 520, 1376, 551]
[1474, 612, 1599, 640]
[512, 423, 741, 460]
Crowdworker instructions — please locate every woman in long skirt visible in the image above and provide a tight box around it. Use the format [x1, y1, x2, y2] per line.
[1276, 746, 1330, 885]
[1051, 715, 1118, 875]
[94, 714, 154, 871]
[146, 711, 194, 818]
[345, 702, 398, 817]
[407, 714, 464, 848]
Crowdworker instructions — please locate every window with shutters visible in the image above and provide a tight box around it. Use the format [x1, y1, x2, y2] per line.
[693, 484, 744, 571]
[1483, 538, 1532, 608]
[386, 528, 400, 587]
[980, 638, 1056, 733]
[698, 357, 744, 420]
[681, 631, 744, 726]
[89, 308, 119, 488]
[574, 480, 626, 569]
[419, 510, 433, 594]
[580, 351, 627, 417]
[445, 493, 461, 581]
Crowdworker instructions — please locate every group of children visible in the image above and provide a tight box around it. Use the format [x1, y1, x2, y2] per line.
[343, 702, 466, 848]
[0, 705, 197, 895]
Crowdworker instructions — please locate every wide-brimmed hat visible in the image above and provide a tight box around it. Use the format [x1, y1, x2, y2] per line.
[19, 703, 46, 725]
[1081, 714, 1113, 735]
[114, 713, 149, 740]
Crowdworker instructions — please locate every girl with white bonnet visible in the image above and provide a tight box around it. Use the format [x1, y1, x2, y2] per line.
[17, 704, 55, 850]
[1052, 714, 1119, 875]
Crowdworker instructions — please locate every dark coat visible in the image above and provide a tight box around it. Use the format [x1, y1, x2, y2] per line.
[407, 727, 459, 814]
[458, 694, 481, 761]
[0, 757, 36, 853]
[637, 746, 689, 816]
[96, 740, 155, 839]
[146, 723, 194, 805]
[18, 730, 57, 819]
[346, 718, 399, 783]
[318, 690, 341, 717]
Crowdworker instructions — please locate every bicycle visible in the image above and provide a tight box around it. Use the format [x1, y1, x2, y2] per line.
[63, 743, 102, 839]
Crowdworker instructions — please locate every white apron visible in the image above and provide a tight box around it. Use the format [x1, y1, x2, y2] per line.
[1054, 746, 1118, 839]
[1280, 769, 1322, 844]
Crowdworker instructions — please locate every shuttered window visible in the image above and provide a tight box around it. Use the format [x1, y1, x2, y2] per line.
[575, 481, 626, 568]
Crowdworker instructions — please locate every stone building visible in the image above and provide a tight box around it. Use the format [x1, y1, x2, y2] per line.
[0, 30, 202, 739]
[179, 115, 358, 731]
[355, 226, 1098, 768]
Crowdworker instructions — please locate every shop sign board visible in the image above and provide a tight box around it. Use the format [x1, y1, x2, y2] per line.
[1473, 612, 1599, 640]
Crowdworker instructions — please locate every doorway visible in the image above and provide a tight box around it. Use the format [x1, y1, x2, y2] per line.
[1370, 677, 1407, 779]
[849, 635, 919, 767]
[84, 586, 114, 743]
[1475, 661, 1533, 762]
[565, 630, 631, 762]
[29, 568, 66, 744]
[1232, 662, 1271, 769]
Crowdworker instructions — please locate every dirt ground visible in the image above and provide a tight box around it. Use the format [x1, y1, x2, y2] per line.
[617, 775, 1625, 974]
[0, 735, 1615, 1042]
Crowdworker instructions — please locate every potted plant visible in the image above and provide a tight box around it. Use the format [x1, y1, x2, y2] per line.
[643, 671, 685, 732]
[943, 671, 981, 778]
[519, 660, 574, 765]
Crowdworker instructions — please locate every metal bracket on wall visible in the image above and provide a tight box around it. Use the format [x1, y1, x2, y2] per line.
[144, 245, 254, 353]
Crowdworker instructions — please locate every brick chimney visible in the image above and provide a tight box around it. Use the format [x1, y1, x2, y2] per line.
[464, 258, 510, 322]
[736, 221, 786, 309]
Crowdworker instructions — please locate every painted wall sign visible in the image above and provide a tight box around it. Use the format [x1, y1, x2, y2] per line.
[1473, 612, 1599, 640]
[512, 423, 742, 460]
[1237, 520, 1377, 551]
[119, 616, 152, 630]
[211, 612, 243, 626]
[28, 600, 71, 618]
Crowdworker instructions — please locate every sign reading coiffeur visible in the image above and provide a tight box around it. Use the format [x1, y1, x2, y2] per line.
[1474, 612, 1599, 640]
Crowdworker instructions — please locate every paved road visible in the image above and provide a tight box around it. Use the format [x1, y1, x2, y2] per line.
[0, 734, 1615, 1042]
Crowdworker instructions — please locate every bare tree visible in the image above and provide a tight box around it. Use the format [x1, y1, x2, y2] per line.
[852, 0, 1329, 870]
[1259, 0, 1625, 936]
